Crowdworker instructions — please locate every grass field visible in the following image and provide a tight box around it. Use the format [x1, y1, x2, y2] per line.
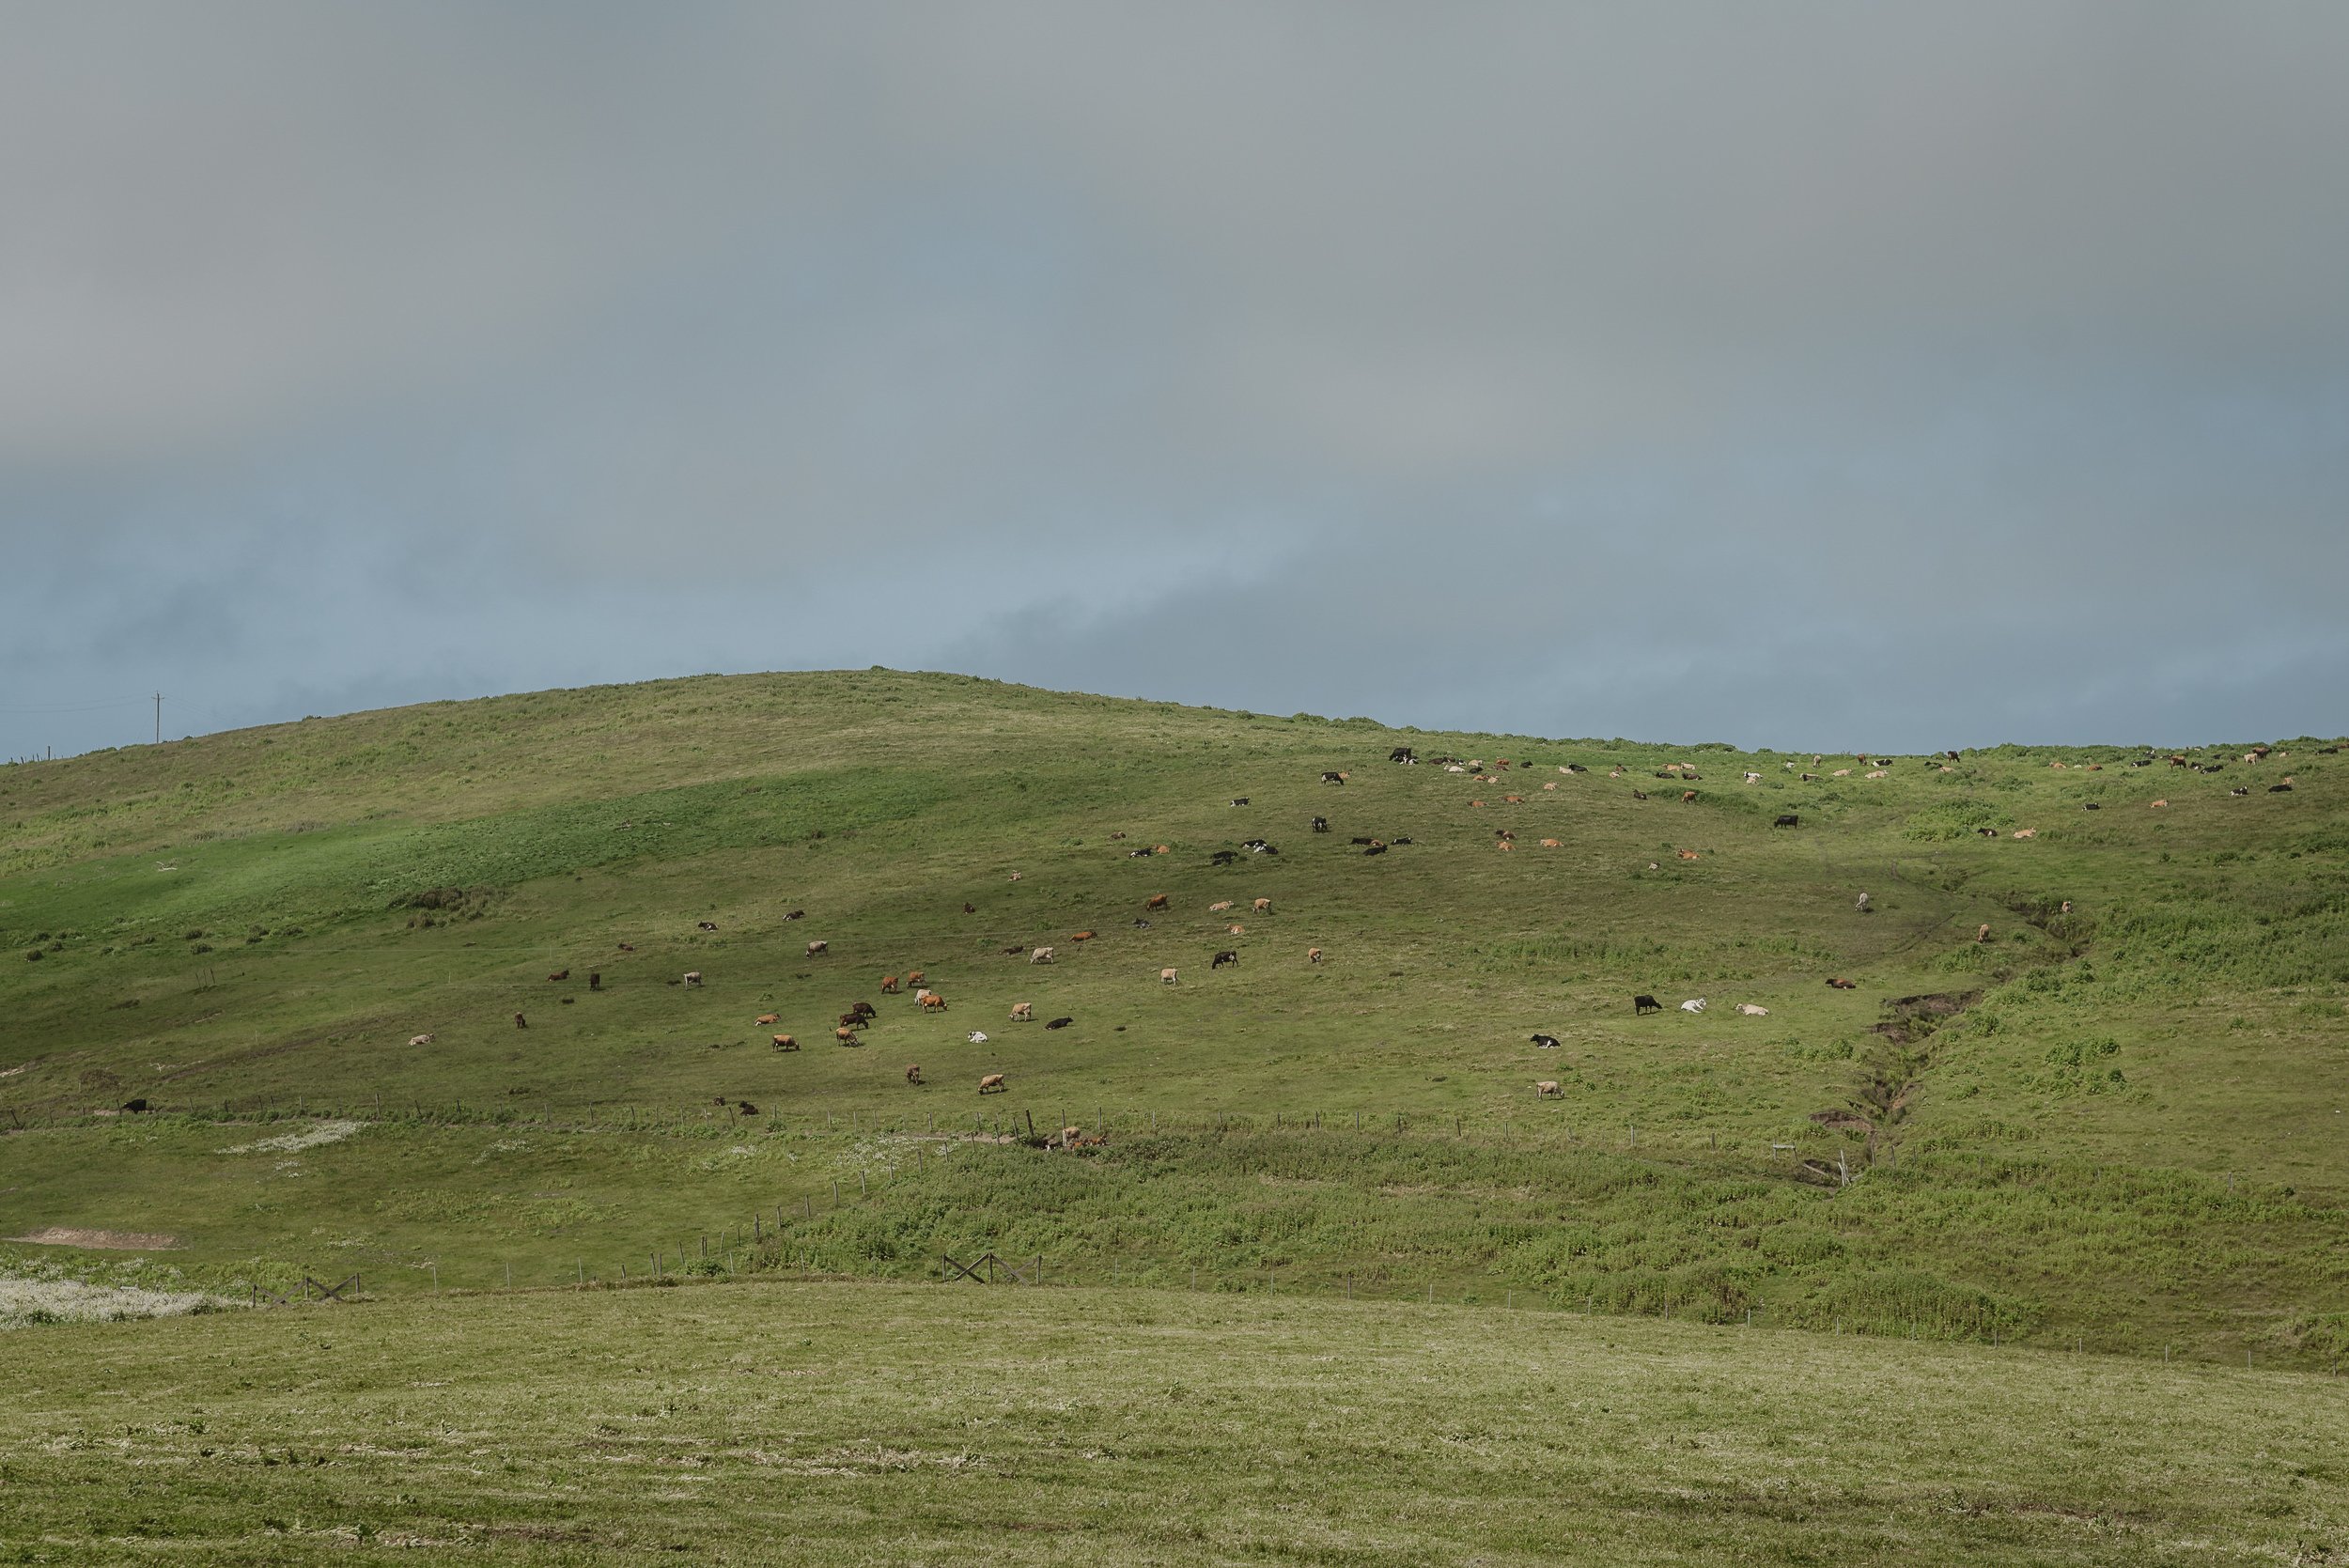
[6, 1277, 2346, 1565]
[4, 670, 2346, 1374]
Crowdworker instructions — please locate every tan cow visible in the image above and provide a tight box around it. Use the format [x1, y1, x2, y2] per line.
[407, 1032, 434, 1047]
[683, 970, 703, 986]
[1031, 945, 1055, 964]
[1504, 794, 1524, 803]
[805, 940, 828, 956]
[2013, 829, 2037, 839]
[1681, 790, 1698, 803]
[1153, 845, 1171, 855]
[756, 1013, 780, 1025]
[1540, 838, 1563, 848]
[771, 1033, 799, 1051]
[1675, 849, 1699, 861]
[1977, 924, 1992, 942]
[2150, 799, 2169, 808]
[1160, 967, 1179, 985]
[1252, 897, 1272, 913]
[1543, 781, 1558, 790]
[978, 1073, 1006, 1094]
[1228, 924, 1246, 936]
[1495, 839, 1513, 850]
[1534, 1080, 1563, 1098]
[879, 975, 899, 994]
[834, 1026, 858, 1045]
[921, 993, 948, 1012]
[1307, 946, 1323, 965]
[1011, 1001, 1034, 1021]
[1208, 900, 1234, 913]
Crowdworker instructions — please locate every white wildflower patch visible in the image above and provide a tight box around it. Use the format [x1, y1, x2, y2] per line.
[0, 1275, 240, 1329]
[216, 1119, 364, 1156]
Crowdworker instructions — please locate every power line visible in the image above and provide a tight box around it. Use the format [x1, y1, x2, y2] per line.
[0, 694, 154, 715]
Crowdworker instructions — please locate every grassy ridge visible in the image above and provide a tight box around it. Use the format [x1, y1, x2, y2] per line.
[3, 670, 2345, 1364]
[5, 1279, 2345, 1565]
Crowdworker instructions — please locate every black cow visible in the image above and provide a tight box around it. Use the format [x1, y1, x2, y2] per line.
[737, 1101, 759, 1116]
[784, 909, 805, 921]
[1633, 994, 1661, 1016]
[1390, 746, 1416, 763]
[120, 1097, 149, 1113]
[1210, 849, 1238, 865]
[1631, 790, 1648, 801]
[1045, 1017, 1074, 1030]
[697, 921, 718, 932]
[1311, 816, 1330, 832]
[1529, 1033, 1561, 1049]
[514, 1012, 528, 1030]
[2083, 802, 2101, 811]
[1129, 848, 1155, 858]
[1363, 844, 1388, 856]
[1392, 836, 1412, 845]
[1774, 814, 1799, 828]
[1252, 844, 1280, 855]
[1946, 750, 1960, 761]
[1241, 838, 1268, 850]
[2271, 784, 2295, 793]
[588, 970, 602, 990]
[1212, 950, 1239, 969]
[1230, 798, 1250, 807]
[2230, 786, 2248, 797]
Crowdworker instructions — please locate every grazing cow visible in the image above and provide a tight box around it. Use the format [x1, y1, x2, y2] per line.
[772, 1034, 798, 1050]
[1320, 771, 1346, 785]
[1146, 893, 1171, 910]
[1855, 893, 1871, 912]
[964, 903, 977, 914]
[1774, 815, 1799, 828]
[1253, 897, 1272, 913]
[806, 940, 828, 956]
[967, 1030, 988, 1044]
[756, 1012, 781, 1025]
[1390, 746, 1416, 763]
[515, 1013, 528, 1029]
[2013, 829, 2037, 839]
[1530, 1032, 1562, 1049]
[1735, 1003, 1769, 1017]
[1011, 1001, 1034, 1021]
[921, 993, 948, 1012]
[1031, 946, 1055, 964]
[1212, 950, 1239, 969]
[880, 975, 900, 993]
[1682, 790, 1699, 803]
[588, 971, 601, 991]
[1228, 924, 1246, 936]
[1231, 798, 1250, 807]
[1977, 924, 1993, 943]
[697, 921, 718, 932]
[980, 1073, 1008, 1094]
[1308, 946, 1324, 965]
[1470, 800, 1486, 808]
[1364, 843, 1388, 856]
[1540, 837, 1563, 848]
[683, 970, 704, 987]
[1211, 850, 1238, 865]
[1826, 977, 1858, 989]
[1634, 994, 1661, 1015]
[1209, 900, 1235, 912]
[1045, 1017, 1074, 1031]
[907, 1064, 924, 1085]
[839, 1012, 867, 1031]
[548, 969, 569, 982]
[851, 1001, 878, 1019]
[1311, 815, 1330, 832]
[1161, 967, 1179, 985]
[1071, 931, 1097, 942]
[408, 1033, 434, 1047]
[1676, 849, 1699, 861]
[835, 1026, 858, 1045]
[1534, 1080, 1563, 1098]
[1631, 790, 1648, 801]
[1680, 998, 1707, 1014]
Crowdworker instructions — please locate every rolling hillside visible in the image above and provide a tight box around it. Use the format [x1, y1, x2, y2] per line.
[5, 670, 2346, 1367]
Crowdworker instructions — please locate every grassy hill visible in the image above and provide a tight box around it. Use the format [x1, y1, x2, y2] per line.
[4, 670, 2346, 1368]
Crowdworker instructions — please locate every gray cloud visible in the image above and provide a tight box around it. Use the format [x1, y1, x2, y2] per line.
[5, 2, 2345, 761]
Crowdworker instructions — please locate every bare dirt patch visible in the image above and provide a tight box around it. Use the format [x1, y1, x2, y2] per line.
[7, 1227, 181, 1250]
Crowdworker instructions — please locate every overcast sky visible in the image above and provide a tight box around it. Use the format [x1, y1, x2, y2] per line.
[5, 3, 2345, 762]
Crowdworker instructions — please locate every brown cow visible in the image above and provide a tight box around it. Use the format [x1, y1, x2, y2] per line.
[1504, 794, 1524, 804]
[1153, 845, 1171, 855]
[514, 1013, 527, 1029]
[2150, 799, 2169, 808]
[1675, 849, 1699, 861]
[921, 993, 948, 1012]
[1160, 967, 1179, 985]
[906, 1063, 924, 1084]
[1682, 790, 1698, 803]
[1228, 924, 1246, 936]
[907, 971, 925, 987]
[1146, 893, 1170, 911]
[835, 1026, 859, 1045]
[880, 975, 899, 993]
[756, 1012, 780, 1025]
[1252, 898, 1272, 913]
[1495, 839, 1513, 850]
[1071, 931, 1097, 942]
[839, 1012, 867, 1031]
[1307, 946, 1323, 965]
[1011, 1001, 1034, 1021]
[1825, 977, 1858, 989]
[547, 969, 569, 982]
[772, 1033, 799, 1050]
[978, 1073, 1006, 1094]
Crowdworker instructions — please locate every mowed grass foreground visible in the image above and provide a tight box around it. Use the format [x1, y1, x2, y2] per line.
[8, 1279, 2345, 1567]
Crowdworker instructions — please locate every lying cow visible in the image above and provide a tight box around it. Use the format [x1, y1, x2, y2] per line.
[1530, 1032, 1561, 1049]
[1680, 998, 1707, 1014]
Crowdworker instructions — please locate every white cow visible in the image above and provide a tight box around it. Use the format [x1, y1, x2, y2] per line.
[1680, 998, 1707, 1014]
[1735, 1003, 1770, 1017]
[966, 1031, 988, 1044]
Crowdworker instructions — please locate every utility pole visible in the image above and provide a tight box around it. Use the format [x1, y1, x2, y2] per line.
[154, 692, 163, 744]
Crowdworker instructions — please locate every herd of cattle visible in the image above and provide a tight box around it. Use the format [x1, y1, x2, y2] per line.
[442, 738, 2322, 1107]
